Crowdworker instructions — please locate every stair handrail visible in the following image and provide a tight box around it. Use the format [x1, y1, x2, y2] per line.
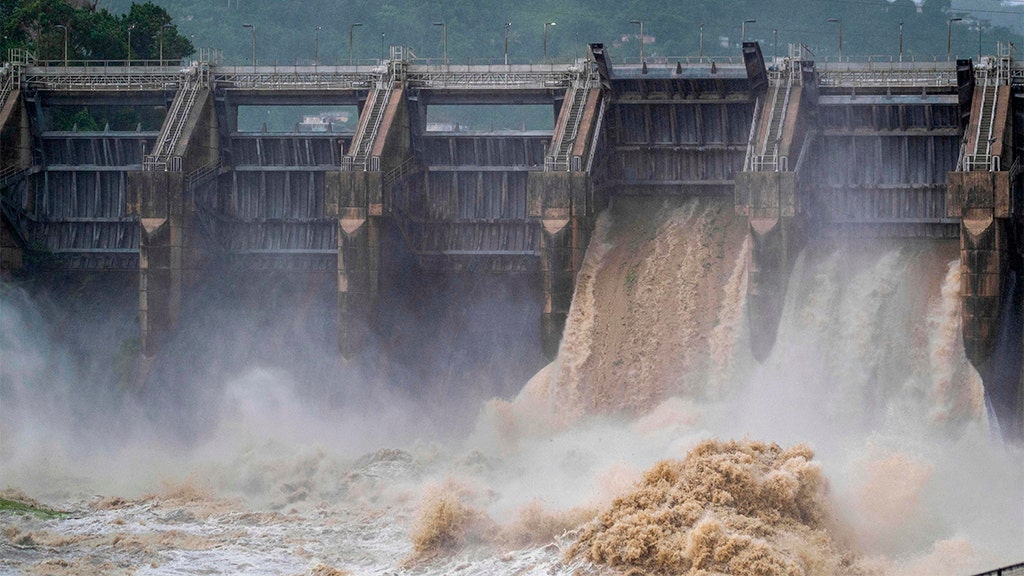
[162, 74, 201, 159]
[551, 79, 580, 169]
[584, 96, 607, 174]
[743, 94, 764, 171]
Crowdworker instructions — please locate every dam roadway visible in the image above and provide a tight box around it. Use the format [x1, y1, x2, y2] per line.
[1, 43, 1021, 439]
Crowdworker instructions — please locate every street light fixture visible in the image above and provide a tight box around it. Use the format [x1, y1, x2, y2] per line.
[159, 23, 173, 64]
[434, 22, 447, 64]
[630, 20, 644, 60]
[947, 17, 962, 61]
[349, 23, 362, 65]
[699, 22, 704, 59]
[242, 23, 256, 68]
[504, 22, 512, 65]
[898, 20, 904, 62]
[54, 24, 68, 67]
[827, 18, 842, 60]
[314, 26, 321, 65]
[741, 19, 755, 43]
[127, 23, 135, 62]
[543, 21, 556, 60]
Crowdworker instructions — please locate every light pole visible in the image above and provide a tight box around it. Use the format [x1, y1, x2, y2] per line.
[699, 22, 704, 59]
[827, 18, 842, 60]
[314, 26, 321, 65]
[434, 22, 447, 64]
[898, 20, 904, 62]
[977, 24, 983, 61]
[349, 22, 362, 65]
[543, 21, 556, 61]
[242, 23, 256, 69]
[504, 22, 512, 65]
[380, 32, 385, 64]
[773, 28, 778, 62]
[741, 19, 755, 43]
[159, 23, 172, 64]
[630, 20, 644, 60]
[947, 17, 962, 61]
[127, 23, 135, 62]
[55, 24, 68, 66]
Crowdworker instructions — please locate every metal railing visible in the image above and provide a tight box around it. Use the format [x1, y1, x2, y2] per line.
[817, 60, 957, 88]
[342, 64, 395, 171]
[145, 65, 203, 171]
[0, 64, 14, 114]
[185, 159, 222, 193]
[584, 98, 608, 174]
[546, 65, 595, 171]
[212, 66, 378, 90]
[404, 63, 575, 90]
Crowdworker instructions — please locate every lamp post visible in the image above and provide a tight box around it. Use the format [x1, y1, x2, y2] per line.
[314, 26, 321, 65]
[898, 20, 904, 62]
[773, 28, 778, 62]
[159, 23, 172, 64]
[242, 23, 256, 69]
[434, 22, 447, 64]
[127, 23, 135, 62]
[630, 20, 644, 60]
[55, 24, 68, 67]
[699, 22, 704, 59]
[504, 22, 512, 65]
[741, 19, 755, 43]
[349, 22, 362, 65]
[977, 24, 983, 61]
[380, 32, 385, 65]
[947, 17, 962, 61]
[543, 21, 556, 61]
[827, 18, 842, 60]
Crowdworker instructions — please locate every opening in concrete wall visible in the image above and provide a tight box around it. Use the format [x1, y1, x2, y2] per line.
[236, 105, 359, 133]
[44, 105, 165, 132]
[427, 105, 554, 133]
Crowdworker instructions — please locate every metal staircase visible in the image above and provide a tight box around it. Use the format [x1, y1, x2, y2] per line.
[144, 65, 204, 172]
[747, 66, 793, 172]
[0, 65, 14, 117]
[344, 77, 393, 171]
[546, 67, 594, 172]
[959, 56, 1005, 172]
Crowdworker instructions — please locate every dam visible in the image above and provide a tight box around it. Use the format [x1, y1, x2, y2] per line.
[0, 42, 1021, 438]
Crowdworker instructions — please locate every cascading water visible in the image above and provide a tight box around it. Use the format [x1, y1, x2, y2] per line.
[1, 195, 1021, 575]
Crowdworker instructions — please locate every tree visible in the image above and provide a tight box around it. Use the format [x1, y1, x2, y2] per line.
[1, 0, 193, 63]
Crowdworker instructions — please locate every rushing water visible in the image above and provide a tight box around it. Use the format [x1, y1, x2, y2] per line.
[1, 196, 1022, 575]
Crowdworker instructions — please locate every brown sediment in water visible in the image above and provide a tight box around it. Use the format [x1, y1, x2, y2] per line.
[305, 565, 352, 576]
[570, 439, 869, 576]
[496, 500, 596, 549]
[550, 197, 748, 421]
[405, 480, 494, 564]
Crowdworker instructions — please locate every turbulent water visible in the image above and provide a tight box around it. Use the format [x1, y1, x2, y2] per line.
[1, 196, 1022, 575]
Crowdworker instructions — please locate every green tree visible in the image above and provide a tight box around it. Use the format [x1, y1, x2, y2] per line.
[1, 0, 192, 63]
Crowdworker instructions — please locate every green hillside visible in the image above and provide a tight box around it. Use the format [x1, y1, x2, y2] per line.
[5, 0, 1022, 65]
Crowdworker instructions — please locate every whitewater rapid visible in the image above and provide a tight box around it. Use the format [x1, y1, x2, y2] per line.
[2, 196, 1022, 575]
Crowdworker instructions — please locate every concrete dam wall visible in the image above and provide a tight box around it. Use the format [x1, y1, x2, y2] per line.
[1, 42, 1021, 439]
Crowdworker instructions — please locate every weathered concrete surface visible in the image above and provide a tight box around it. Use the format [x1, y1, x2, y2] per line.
[0, 89, 31, 271]
[335, 85, 410, 358]
[127, 88, 218, 356]
[529, 171, 597, 358]
[129, 170, 184, 356]
[333, 171, 382, 359]
[735, 170, 803, 361]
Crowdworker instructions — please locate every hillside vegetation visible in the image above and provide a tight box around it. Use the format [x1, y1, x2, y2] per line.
[4, 0, 1021, 65]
